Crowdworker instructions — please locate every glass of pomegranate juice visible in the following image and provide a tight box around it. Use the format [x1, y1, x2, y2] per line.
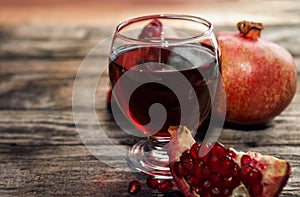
[109, 14, 221, 178]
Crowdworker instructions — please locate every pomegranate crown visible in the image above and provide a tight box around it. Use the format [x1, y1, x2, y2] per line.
[237, 20, 264, 40]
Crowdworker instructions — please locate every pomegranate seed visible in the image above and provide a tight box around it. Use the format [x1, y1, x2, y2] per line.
[173, 162, 189, 178]
[257, 162, 267, 171]
[224, 176, 240, 189]
[218, 156, 234, 176]
[248, 183, 263, 196]
[248, 168, 263, 185]
[200, 191, 212, 197]
[211, 186, 221, 195]
[223, 176, 234, 188]
[207, 155, 220, 173]
[241, 155, 252, 167]
[211, 173, 222, 186]
[190, 143, 200, 160]
[211, 142, 227, 158]
[157, 180, 173, 193]
[201, 179, 211, 189]
[193, 160, 205, 179]
[193, 186, 203, 194]
[203, 166, 212, 178]
[222, 188, 233, 196]
[185, 176, 201, 187]
[146, 177, 161, 189]
[128, 180, 141, 194]
[232, 163, 240, 177]
[180, 150, 193, 170]
[240, 165, 252, 181]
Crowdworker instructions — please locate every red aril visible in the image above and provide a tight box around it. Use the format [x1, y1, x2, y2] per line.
[168, 126, 291, 197]
[128, 180, 141, 194]
[157, 180, 174, 193]
[146, 177, 161, 189]
[216, 21, 297, 125]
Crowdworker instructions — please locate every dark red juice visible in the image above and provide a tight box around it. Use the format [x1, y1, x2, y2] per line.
[109, 45, 219, 138]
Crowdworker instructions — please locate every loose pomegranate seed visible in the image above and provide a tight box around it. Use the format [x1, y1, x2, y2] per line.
[128, 180, 141, 194]
[211, 142, 227, 158]
[146, 177, 161, 189]
[157, 180, 173, 193]
[241, 155, 252, 167]
[180, 150, 194, 170]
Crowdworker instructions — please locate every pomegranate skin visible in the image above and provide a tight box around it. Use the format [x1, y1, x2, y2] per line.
[167, 126, 291, 197]
[217, 31, 297, 125]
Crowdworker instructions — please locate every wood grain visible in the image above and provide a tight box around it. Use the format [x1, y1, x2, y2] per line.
[0, 24, 299, 196]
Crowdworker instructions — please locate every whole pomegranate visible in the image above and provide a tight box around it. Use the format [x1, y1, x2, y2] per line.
[168, 126, 291, 197]
[217, 21, 297, 125]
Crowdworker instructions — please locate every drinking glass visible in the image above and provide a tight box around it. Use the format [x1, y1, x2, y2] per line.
[109, 14, 221, 179]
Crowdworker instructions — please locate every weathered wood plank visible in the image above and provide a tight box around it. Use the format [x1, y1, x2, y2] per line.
[0, 107, 299, 196]
[0, 24, 299, 59]
[0, 24, 300, 196]
[0, 25, 113, 59]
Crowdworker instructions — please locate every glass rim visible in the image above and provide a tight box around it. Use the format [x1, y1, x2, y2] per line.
[115, 14, 214, 46]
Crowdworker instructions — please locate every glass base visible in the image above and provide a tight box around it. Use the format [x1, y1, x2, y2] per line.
[127, 138, 172, 179]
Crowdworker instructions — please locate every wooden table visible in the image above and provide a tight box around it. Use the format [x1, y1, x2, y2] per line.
[0, 24, 299, 196]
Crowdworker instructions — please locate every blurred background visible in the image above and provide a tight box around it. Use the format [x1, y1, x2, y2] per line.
[0, 0, 299, 27]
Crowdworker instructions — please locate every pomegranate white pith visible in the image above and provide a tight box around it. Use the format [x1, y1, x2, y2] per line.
[167, 126, 291, 197]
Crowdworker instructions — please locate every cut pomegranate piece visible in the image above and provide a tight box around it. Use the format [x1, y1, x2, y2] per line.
[168, 126, 291, 197]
